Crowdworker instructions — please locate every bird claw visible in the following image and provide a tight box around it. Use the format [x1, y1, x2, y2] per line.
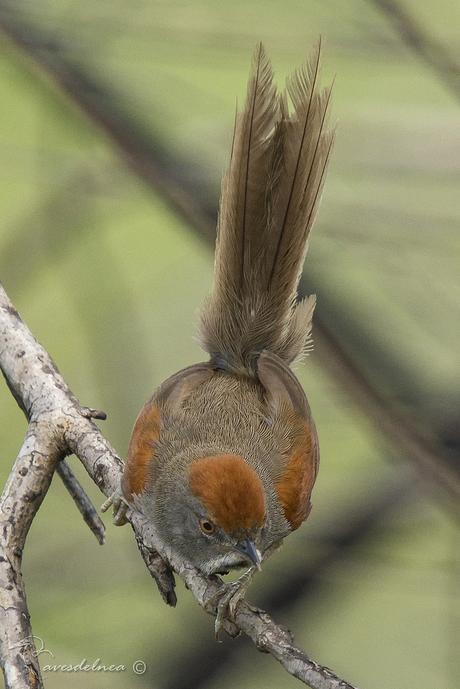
[101, 487, 129, 526]
[211, 568, 256, 640]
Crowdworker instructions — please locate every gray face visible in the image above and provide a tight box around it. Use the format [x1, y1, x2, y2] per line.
[153, 488, 263, 575]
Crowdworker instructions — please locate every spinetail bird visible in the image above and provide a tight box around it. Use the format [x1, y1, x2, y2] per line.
[102, 41, 334, 635]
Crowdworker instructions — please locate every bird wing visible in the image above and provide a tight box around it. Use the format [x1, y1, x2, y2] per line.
[257, 351, 319, 530]
[122, 363, 214, 498]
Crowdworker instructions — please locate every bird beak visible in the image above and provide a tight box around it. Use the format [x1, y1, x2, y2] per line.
[236, 538, 262, 570]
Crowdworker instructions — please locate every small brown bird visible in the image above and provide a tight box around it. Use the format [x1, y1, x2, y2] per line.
[103, 42, 333, 633]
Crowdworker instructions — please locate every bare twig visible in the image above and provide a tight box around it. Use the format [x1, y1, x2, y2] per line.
[0, 422, 63, 689]
[134, 531, 177, 607]
[0, 284, 359, 689]
[56, 460, 106, 544]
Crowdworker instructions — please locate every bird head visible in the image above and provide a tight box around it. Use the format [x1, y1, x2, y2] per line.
[155, 453, 266, 574]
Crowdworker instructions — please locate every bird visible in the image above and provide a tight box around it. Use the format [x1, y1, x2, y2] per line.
[102, 41, 334, 636]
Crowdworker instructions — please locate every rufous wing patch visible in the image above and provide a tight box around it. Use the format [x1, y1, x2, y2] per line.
[275, 420, 319, 530]
[257, 351, 318, 529]
[122, 364, 212, 500]
[122, 401, 161, 498]
[189, 454, 266, 534]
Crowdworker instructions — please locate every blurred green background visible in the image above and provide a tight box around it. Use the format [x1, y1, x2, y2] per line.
[0, 1, 459, 688]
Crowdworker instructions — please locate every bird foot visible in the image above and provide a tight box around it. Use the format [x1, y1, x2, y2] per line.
[101, 486, 129, 526]
[211, 568, 256, 640]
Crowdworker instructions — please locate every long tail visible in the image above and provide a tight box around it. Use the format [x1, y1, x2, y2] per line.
[199, 42, 334, 375]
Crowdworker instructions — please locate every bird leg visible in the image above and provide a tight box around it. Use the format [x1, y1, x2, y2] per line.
[212, 566, 258, 640]
[101, 485, 129, 526]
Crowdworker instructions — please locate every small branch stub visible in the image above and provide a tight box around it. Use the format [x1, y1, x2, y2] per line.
[79, 406, 107, 420]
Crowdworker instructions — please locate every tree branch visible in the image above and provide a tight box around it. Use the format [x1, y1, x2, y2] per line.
[0, 284, 359, 689]
[0, 421, 62, 689]
[56, 459, 106, 545]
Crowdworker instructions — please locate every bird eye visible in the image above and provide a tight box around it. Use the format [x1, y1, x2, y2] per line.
[199, 518, 215, 535]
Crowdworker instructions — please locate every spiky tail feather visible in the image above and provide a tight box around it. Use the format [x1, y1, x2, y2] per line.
[199, 42, 334, 375]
